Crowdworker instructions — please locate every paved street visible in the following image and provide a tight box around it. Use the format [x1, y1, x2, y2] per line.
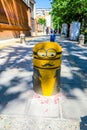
[0, 35, 87, 130]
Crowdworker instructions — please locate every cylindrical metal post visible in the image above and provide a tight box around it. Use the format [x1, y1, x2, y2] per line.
[33, 41, 62, 96]
[20, 33, 25, 43]
[79, 34, 84, 45]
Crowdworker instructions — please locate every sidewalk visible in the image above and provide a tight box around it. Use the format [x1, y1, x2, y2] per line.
[0, 38, 18, 49]
[0, 36, 87, 130]
[0, 36, 38, 49]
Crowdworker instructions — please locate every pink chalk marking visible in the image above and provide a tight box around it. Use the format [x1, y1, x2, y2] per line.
[33, 93, 41, 98]
[40, 99, 49, 104]
[33, 93, 64, 105]
[44, 99, 49, 104]
[44, 109, 49, 112]
[54, 95, 59, 104]
[40, 101, 44, 104]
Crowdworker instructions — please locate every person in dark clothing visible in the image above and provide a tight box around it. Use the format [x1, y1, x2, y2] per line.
[50, 30, 56, 42]
[46, 27, 49, 35]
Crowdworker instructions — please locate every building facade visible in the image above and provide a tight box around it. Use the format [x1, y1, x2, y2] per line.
[0, 0, 35, 40]
[36, 8, 52, 35]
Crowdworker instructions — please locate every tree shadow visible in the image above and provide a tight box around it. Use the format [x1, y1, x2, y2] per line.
[0, 85, 21, 112]
[26, 36, 50, 44]
[0, 44, 34, 112]
[0, 45, 33, 71]
[0, 36, 52, 113]
[58, 40, 87, 98]
[0, 37, 87, 114]
[57, 40, 87, 124]
[80, 116, 87, 130]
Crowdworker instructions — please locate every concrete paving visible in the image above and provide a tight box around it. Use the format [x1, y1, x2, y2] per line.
[0, 35, 87, 129]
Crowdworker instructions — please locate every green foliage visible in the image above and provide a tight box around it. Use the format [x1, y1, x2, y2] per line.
[51, 0, 87, 29]
[37, 18, 46, 26]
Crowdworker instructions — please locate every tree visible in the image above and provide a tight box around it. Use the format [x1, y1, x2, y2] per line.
[37, 18, 46, 32]
[37, 18, 46, 26]
[51, 0, 87, 31]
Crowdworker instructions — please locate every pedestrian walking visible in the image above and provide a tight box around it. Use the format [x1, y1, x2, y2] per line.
[50, 30, 56, 42]
[46, 27, 49, 35]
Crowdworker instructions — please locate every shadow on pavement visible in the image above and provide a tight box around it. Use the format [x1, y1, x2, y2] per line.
[80, 116, 87, 130]
[26, 37, 50, 44]
[58, 40, 87, 98]
[0, 44, 34, 113]
[0, 37, 87, 115]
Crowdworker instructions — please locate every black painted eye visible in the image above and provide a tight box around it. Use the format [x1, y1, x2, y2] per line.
[47, 49, 56, 57]
[37, 49, 46, 57]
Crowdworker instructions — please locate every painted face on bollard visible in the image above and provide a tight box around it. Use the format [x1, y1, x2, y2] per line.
[33, 41, 62, 96]
[33, 42, 62, 69]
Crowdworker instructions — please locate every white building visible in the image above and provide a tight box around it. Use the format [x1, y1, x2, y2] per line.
[36, 8, 52, 33]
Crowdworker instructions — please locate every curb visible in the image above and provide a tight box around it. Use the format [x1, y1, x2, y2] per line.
[0, 37, 37, 49]
[0, 115, 79, 130]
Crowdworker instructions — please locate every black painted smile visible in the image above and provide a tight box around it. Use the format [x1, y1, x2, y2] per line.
[42, 63, 54, 67]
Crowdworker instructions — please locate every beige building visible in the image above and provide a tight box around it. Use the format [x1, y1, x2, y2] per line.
[35, 8, 52, 35]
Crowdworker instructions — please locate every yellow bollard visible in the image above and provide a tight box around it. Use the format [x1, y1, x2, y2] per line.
[33, 41, 62, 96]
